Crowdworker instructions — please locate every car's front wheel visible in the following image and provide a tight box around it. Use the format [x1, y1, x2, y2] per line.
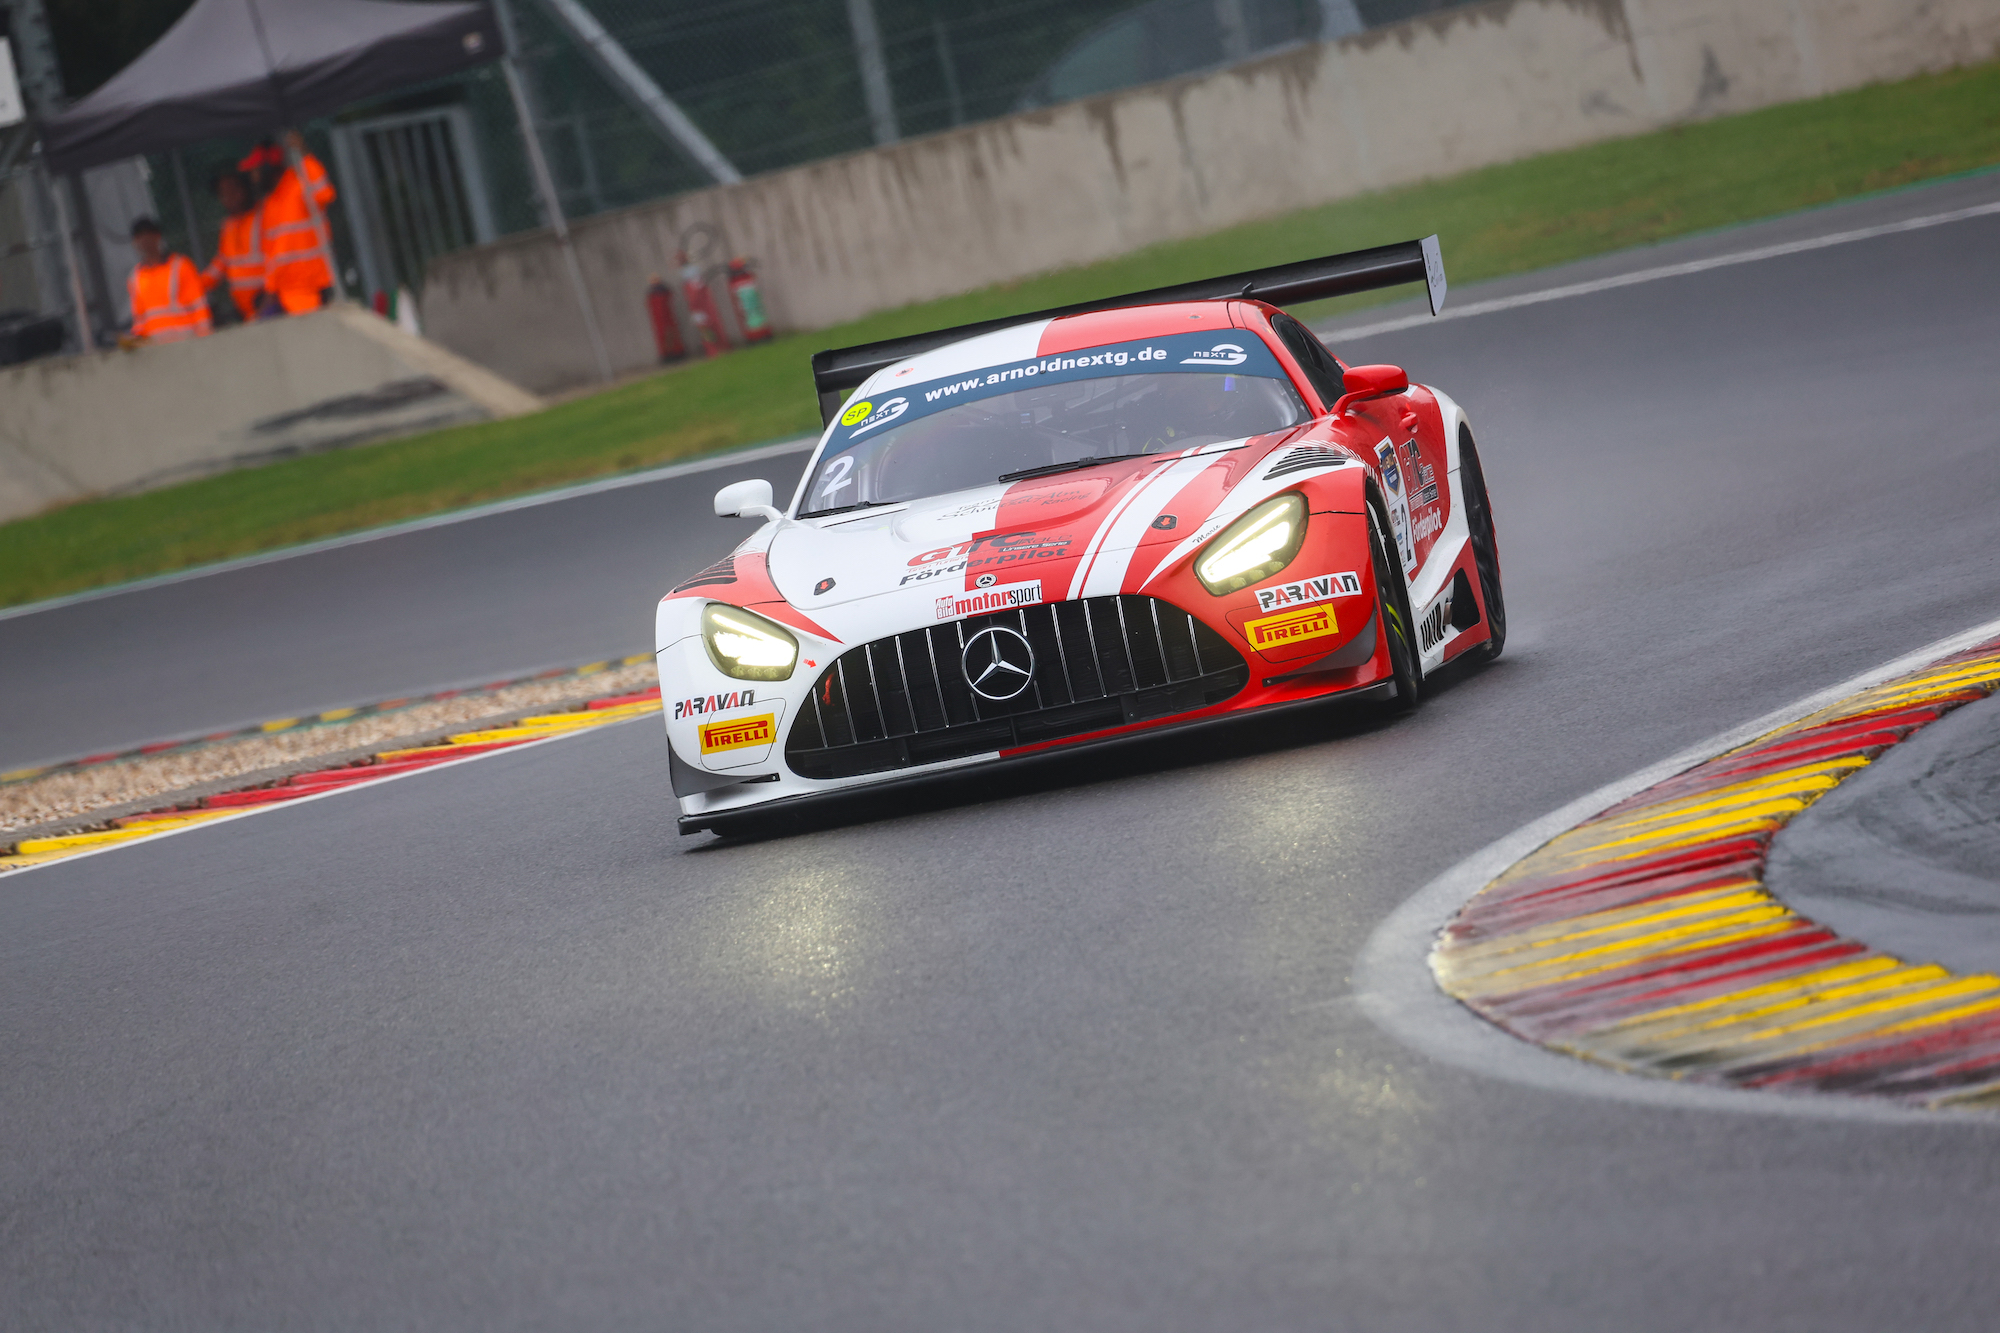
[1368, 502, 1423, 711]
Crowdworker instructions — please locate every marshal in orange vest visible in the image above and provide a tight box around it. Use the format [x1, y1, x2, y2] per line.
[202, 170, 265, 320]
[127, 217, 211, 343]
[260, 141, 337, 315]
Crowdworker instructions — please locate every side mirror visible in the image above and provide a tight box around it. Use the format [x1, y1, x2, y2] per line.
[714, 478, 784, 524]
[1330, 364, 1408, 417]
[1342, 364, 1408, 397]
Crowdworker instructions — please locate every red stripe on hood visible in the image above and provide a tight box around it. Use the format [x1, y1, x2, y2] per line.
[963, 458, 1175, 593]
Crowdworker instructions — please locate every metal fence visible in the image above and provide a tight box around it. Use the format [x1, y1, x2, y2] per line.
[503, 0, 1477, 210]
[9, 0, 1480, 341]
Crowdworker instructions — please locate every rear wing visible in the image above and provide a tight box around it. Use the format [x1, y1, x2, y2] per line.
[809, 235, 1445, 425]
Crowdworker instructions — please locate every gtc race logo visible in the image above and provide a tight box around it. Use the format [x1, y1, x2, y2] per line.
[908, 531, 1071, 566]
[938, 580, 1043, 621]
[1243, 604, 1339, 652]
[1181, 342, 1249, 366]
[901, 531, 1073, 584]
[698, 712, 776, 755]
[674, 689, 755, 720]
[1254, 570, 1361, 614]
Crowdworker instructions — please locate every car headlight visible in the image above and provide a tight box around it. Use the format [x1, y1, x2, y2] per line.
[701, 603, 799, 681]
[1195, 493, 1307, 596]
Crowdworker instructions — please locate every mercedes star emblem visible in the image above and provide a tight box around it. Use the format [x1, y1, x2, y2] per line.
[962, 625, 1036, 701]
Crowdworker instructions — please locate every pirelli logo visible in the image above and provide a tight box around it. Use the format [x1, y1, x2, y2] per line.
[1243, 604, 1339, 651]
[699, 711, 777, 755]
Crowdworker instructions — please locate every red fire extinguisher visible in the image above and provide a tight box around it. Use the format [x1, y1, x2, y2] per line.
[726, 257, 772, 343]
[645, 274, 686, 363]
[678, 251, 728, 358]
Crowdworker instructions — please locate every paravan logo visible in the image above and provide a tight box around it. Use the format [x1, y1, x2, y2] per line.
[1181, 342, 1248, 367]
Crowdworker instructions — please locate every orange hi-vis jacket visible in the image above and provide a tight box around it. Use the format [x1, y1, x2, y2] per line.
[128, 254, 212, 342]
[203, 210, 265, 318]
[261, 153, 336, 295]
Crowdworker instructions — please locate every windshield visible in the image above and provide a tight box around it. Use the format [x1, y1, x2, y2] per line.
[800, 331, 1307, 517]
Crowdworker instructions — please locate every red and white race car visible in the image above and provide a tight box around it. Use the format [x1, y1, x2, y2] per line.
[657, 238, 1503, 834]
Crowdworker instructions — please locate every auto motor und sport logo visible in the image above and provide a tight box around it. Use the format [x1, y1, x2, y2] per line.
[1254, 570, 1362, 614]
[698, 711, 777, 755]
[939, 580, 1043, 621]
[961, 625, 1036, 700]
[1243, 604, 1340, 653]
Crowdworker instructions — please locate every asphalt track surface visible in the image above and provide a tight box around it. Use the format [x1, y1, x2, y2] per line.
[0, 444, 813, 771]
[6, 172, 2000, 1329]
[1769, 689, 2000, 979]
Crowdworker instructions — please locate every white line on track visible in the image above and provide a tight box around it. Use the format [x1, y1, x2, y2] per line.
[1353, 613, 2000, 1126]
[1326, 199, 2000, 342]
[0, 710, 655, 880]
[0, 436, 817, 623]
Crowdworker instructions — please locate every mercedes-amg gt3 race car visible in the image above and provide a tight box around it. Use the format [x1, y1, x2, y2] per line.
[657, 237, 1504, 834]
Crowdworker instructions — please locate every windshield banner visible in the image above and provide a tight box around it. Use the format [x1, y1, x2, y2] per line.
[826, 328, 1293, 456]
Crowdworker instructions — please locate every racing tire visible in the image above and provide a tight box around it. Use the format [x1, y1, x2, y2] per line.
[1459, 428, 1506, 664]
[1368, 501, 1423, 711]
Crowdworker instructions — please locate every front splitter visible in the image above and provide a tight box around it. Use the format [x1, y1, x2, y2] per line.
[677, 679, 1396, 836]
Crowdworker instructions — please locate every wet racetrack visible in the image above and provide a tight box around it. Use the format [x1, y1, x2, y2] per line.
[4, 173, 2000, 1330]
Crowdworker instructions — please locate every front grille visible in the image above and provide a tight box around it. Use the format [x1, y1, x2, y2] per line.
[785, 594, 1249, 779]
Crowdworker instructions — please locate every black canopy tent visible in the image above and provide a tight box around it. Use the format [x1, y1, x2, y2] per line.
[40, 0, 502, 173]
[30, 0, 611, 376]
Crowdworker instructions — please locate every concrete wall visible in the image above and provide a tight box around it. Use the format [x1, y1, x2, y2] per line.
[424, 0, 2000, 395]
[0, 303, 542, 523]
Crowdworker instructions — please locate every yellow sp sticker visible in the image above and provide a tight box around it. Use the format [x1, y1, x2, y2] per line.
[840, 399, 873, 426]
[699, 711, 777, 755]
[1243, 604, 1339, 652]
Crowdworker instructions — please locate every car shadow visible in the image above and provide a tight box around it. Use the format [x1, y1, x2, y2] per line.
[684, 651, 1506, 850]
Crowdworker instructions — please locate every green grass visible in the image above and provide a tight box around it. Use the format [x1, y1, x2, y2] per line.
[6, 59, 1999, 608]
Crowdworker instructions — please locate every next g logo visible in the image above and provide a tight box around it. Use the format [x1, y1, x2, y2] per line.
[1181, 342, 1249, 367]
[843, 396, 909, 438]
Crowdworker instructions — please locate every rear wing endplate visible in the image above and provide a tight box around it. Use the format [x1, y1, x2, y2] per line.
[809, 235, 1446, 426]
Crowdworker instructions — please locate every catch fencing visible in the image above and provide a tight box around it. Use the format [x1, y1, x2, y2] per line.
[419, 0, 2000, 393]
